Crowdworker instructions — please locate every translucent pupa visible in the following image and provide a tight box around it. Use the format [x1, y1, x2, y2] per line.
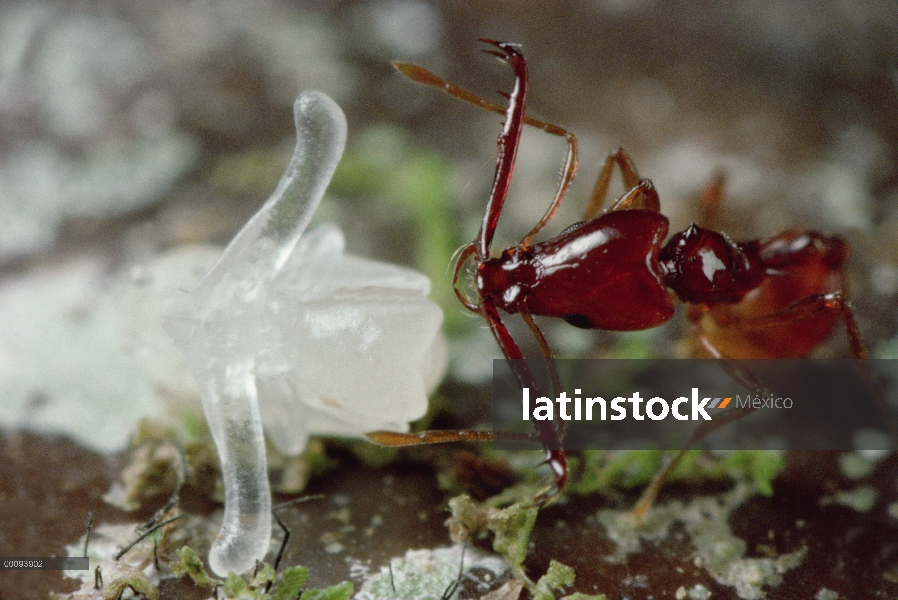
[162, 91, 445, 576]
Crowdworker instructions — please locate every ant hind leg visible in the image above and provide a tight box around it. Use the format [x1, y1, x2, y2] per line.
[630, 334, 768, 521]
[697, 171, 726, 230]
[584, 148, 659, 219]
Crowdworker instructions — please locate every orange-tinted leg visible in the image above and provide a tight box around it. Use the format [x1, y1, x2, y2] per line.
[392, 58, 579, 250]
[583, 148, 660, 219]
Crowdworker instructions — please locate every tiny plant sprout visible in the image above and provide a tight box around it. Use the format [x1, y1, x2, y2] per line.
[164, 91, 446, 577]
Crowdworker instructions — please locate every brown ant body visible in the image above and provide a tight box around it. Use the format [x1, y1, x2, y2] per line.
[369, 40, 865, 510]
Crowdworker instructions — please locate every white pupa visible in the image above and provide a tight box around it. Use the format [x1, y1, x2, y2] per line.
[161, 91, 445, 577]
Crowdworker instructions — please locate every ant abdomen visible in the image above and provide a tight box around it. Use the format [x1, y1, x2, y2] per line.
[692, 229, 849, 359]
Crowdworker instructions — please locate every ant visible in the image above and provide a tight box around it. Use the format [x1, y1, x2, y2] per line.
[369, 39, 867, 514]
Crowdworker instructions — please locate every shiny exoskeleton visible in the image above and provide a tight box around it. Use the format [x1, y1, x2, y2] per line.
[480, 210, 849, 360]
[368, 40, 862, 509]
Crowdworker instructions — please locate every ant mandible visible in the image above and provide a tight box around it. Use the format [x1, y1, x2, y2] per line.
[368, 40, 866, 512]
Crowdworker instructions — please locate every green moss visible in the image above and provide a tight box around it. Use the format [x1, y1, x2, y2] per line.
[567, 450, 662, 494]
[329, 125, 465, 334]
[567, 449, 785, 497]
[299, 581, 353, 600]
[714, 451, 785, 497]
[171, 547, 342, 600]
[531, 560, 576, 600]
[272, 567, 310, 600]
[447, 494, 538, 575]
[222, 571, 248, 597]
[171, 546, 221, 587]
[249, 564, 277, 590]
[103, 574, 160, 600]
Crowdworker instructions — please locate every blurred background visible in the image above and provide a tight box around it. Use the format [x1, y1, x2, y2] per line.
[1, 0, 897, 449]
[1, 1, 898, 598]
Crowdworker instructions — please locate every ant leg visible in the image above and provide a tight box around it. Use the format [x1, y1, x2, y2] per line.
[583, 148, 659, 219]
[392, 55, 575, 146]
[725, 291, 866, 359]
[605, 179, 661, 216]
[394, 48, 579, 250]
[473, 41, 529, 258]
[367, 429, 503, 445]
[482, 300, 567, 501]
[729, 294, 898, 439]
[520, 310, 566, 440]
[697, 172, 726, 230]
[518, 130, 578, 248]
[630, 336, 768, 521]
[373, 303, 569, 497]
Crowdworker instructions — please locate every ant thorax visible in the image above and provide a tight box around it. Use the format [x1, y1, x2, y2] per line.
[660, 224, 767, 305]
[481, 210, 677, 331]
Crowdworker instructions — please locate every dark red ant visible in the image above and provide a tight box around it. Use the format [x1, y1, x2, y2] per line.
[368, 40, 866, 513]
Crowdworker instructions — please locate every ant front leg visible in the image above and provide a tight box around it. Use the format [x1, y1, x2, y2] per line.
[366, 304, 569, 503]
[481, 300, 567, 501]
[394, 41, 579, 251]
[583, 148, 660, 219]
[696, 172, 726, 230]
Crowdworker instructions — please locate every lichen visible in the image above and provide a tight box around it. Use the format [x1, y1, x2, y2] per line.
[356, 545, 509, 600]
[169, 545, 341, 600]
[446, 495, 538, 577]
[820, 485, 878, 513]
[171, 546, 220, 588]
[530, 560, 575, 600]
[599, 484, 805, 600]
